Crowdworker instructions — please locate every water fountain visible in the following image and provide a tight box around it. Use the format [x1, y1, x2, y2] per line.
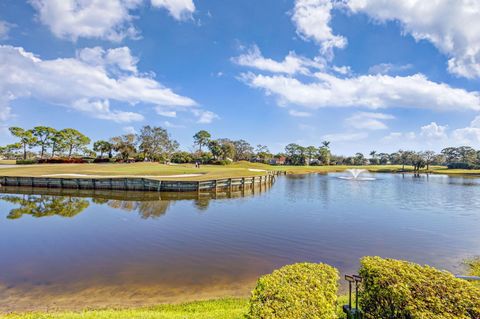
[338, 168, 376, 181]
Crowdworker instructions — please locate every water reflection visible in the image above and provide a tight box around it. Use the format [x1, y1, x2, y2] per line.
[1, 195, 89, 219]
[0, 183, 273, 220]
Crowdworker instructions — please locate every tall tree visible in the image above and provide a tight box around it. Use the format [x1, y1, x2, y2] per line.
[137, 125, 178, 161]
[422, 150, 436, 170]
[217, 138, 236, 160]
[321, 141, 330, 148]
[9, 127, 37, 160]
[58, 128, 90, 158]
[305, 146, 318, 165]
[285, 143, 305, 165]
[93, 140, 113, 159]
[255, 144, 272, 162]
[50, 131, 66, 157]
[193, 130, 211, 152]
[233, 139, 254, 161]
[32, 126, 57, 158]
[110, 134, 137, 161]
[318, 146, 331, 165]
[441, 147, 460, 163]
[354, 152, 365, 165]
[208, 140, 223, 160]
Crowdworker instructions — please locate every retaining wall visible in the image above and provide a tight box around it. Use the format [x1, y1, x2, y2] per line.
[0, 172, 282, 192]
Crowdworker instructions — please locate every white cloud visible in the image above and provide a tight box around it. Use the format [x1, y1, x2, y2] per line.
[346, 0, 480, 79]
[77, 46, 138, 73]
[151, 0, 195, 20]
[471, 115, 480, 128]
[0, 20, 12, 40]
[289, 110, 312, 117]
[163, 120, 185, 128]
[345, 112, 394, 130]
[420, 122, 448, 139]
[232, 45, 325, 75]
[191, 109, 219, 124]
[72, 99, 144, 123]
[331, 65, 351, 75]
[123, 126, 136, 134]
[0, 45, 197, 123]
[451, 127, 480, 145]
[451, 116, 480, 146]
[29, 0, 195, 41]
[29, 0, 141, 41]
[292, 0, 347, 58]
[381, 119, 480, 149]
[241, 72, 480, 111]
[155, 107, 177, 117]
[382, 131, 416, 142]
[323, 132, 368, 142]
[368, 63, 413, 75]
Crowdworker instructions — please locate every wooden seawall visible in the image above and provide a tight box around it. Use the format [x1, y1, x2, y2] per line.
[0, 172, 282, 192]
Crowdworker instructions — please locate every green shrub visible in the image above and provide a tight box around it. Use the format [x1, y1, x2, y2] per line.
[466, 257, 480, 277]
[447, 162, 480, 169]
[465, 257, 480, 288]
[247, 262, 339, 319]
[359, 256, 480, 319]
[16, 159, 37, 164]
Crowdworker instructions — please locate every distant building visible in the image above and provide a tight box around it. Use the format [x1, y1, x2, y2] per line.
[270, 156, 286, 165]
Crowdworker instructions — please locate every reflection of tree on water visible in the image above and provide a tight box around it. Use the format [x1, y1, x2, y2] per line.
[103, 200, 171, 219]
[0, 181, 274, 219]
[1, 195, 89, 219]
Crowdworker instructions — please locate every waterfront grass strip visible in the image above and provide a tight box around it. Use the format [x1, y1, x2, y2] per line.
[0, 298, 249, 319]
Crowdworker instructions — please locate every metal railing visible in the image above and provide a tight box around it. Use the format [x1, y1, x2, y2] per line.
[343, 274, 363, 319]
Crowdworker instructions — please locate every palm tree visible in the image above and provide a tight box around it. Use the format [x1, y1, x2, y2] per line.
[321, 141, 330, 149]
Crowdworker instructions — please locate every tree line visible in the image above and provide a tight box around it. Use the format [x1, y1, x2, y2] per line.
[2, 126, 480, 169]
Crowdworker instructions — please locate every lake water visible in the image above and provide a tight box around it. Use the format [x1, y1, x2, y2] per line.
[1, 172, 480, 312]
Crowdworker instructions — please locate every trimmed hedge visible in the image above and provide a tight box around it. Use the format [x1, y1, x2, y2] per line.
[93, 158, 115, 163]
[447, 162, 480, 170]
[37, 158, 87, 164]
[247, 262, 339, 319]
[360, 256, 480, 319]
[16, 159, 37, 165]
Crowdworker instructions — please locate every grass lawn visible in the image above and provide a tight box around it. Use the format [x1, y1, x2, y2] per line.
[0, 162, 478, 181]
[1, 296, 352, 319]
[0, 298, 248, 319]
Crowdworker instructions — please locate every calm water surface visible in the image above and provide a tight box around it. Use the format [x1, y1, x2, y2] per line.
[1, 173, 480, 311]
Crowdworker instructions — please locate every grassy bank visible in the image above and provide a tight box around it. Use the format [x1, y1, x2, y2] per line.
[0, 298, 248, 319]
[0, 162, 479, 181]
[1, 295, 351, 319]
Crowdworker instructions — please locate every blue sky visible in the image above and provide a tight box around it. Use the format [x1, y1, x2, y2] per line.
[1, 0, 480, 155]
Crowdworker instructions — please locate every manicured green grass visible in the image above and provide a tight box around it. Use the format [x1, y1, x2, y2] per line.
[0, 160, 15, 165]
[0, 161, 478, 181]
[1, 296, 353, 319]
[0, 298, 249, 319]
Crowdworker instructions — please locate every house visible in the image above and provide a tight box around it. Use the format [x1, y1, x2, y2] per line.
[270, 156, 286, 165]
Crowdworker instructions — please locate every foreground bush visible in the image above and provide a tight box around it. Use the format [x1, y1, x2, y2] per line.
[360, 256, 480, 319]
[247, 262, 338, 319]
